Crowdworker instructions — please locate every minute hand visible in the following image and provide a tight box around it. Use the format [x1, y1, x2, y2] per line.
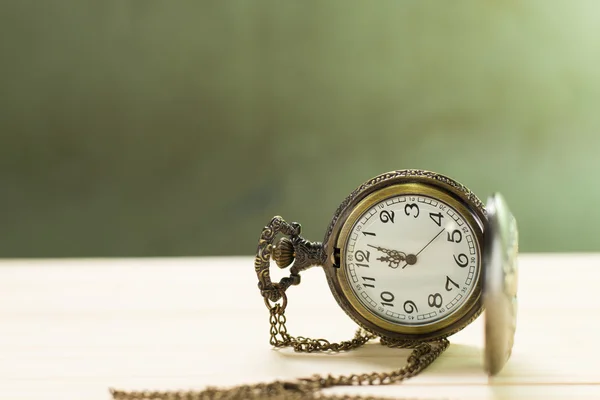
[402, 228, 445, 269]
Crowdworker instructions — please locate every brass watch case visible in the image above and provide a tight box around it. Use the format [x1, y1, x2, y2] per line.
[322, 170, 487, 342]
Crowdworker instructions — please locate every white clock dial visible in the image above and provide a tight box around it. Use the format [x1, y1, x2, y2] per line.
[344, 194, 481, 326]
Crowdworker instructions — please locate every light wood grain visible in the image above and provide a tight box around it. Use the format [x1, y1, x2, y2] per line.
[0, 254, 598, 399]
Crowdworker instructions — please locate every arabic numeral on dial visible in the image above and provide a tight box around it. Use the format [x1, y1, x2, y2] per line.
[361, 276, 376, 288]
[403, 300, 418, 314]
[454, 253, 468, 268]
[362, 231, 376, 237]
[379, 210, 395, 223]
[439, 307, 446, 313]
[429, 212, 444, 227]
[447, 229, 462, 243]
[445, 276, 459, 291]
[404, 204, 419, 218]
[380, 291, 395, 307]
[428, 293, 443, 308]
[355, 250, 370, 262]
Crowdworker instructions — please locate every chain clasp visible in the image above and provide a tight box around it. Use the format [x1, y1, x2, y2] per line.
[254, 216, 324, 304]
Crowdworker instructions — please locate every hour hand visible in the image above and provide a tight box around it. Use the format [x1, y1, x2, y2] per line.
[377, 254, 406, 269]
[367, 245, 406, 269]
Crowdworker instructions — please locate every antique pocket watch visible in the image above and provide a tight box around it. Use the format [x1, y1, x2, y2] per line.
[111, 170, 519, 400]
[256, 169, 518, 378]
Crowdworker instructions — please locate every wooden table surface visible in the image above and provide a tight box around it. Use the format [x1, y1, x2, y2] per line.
[1, 254, 598, 399]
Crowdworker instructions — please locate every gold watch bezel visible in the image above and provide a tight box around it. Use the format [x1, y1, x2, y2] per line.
[322, 170, 487, 342]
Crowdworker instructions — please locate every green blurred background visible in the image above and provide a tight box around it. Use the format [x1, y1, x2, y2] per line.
[1, 1, 599, 257]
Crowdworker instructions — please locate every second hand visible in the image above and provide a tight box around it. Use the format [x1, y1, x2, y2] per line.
[402, 228, 445, 269]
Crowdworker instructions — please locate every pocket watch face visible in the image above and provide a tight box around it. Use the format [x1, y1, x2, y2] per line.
[327, 172, 486, 340]
[343, 190, 480, 327]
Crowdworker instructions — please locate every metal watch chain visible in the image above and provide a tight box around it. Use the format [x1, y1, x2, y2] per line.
[110, 217, 449, 400]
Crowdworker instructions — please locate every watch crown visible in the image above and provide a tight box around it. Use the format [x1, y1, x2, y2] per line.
[273, 237, 295, 268]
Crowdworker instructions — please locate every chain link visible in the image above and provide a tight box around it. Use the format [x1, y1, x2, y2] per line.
[111, 289, 449, 400]
[268, 304, 378, 353]
[110, 217, 450, 399]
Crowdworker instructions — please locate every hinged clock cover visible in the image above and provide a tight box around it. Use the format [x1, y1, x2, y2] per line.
[483, 193, 519, 375]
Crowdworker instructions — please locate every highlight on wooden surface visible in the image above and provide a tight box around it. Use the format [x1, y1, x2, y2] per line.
[0, 254, 597, 399]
